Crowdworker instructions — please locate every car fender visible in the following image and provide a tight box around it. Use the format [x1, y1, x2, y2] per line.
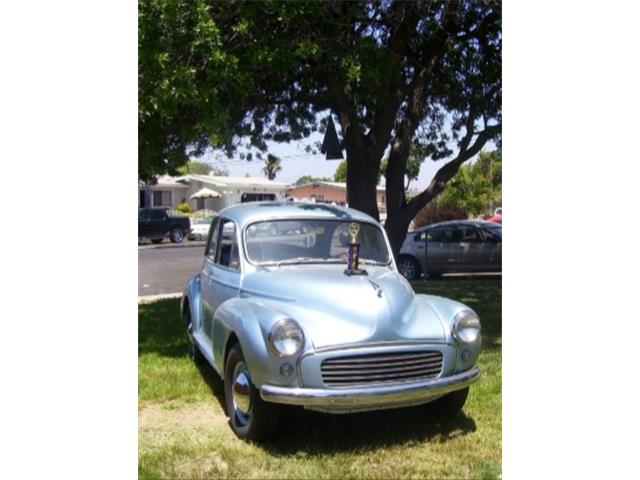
[181, 274, 202, 332]
[212, 297, 304, 388]
[416, 293, 482, 370]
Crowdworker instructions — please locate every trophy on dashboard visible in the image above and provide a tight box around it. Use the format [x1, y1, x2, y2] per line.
[345, 222, 366, 275]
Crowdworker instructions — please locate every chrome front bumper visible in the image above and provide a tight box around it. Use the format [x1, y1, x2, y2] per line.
[260, 367, 480, 413]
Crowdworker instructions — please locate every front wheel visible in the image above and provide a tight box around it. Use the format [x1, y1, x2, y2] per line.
[170, 228, 184, 243]
[224, 344, 279, 441]
[398, 255, 421, 281]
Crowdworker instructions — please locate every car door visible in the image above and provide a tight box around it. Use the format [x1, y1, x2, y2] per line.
[138, 209, 150, 238]
[201, 218, 241, 341]
[424, 226, 456, 274]
[451, 224, 485, 272]
[479, 226, 502, 272]
[148, 209, 167, 238]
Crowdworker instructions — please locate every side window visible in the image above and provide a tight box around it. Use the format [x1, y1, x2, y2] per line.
[452, 225, 481, 242]
[205, 218, 220, 258]
[426, 227, 453, 242]
[216, 219, 240, 271]
[482, 228, 502, 242]
[149, 209, 165, 221]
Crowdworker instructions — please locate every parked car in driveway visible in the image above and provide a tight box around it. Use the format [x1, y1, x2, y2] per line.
[398, 220, 501, 280]
[181, 202, 481, 440]
[188, 215, 217, 241]
[138, 207, 191, 244]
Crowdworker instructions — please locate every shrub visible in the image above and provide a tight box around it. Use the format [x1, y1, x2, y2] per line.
[413, 202, 467, 229]
[176, 202, 192, 214]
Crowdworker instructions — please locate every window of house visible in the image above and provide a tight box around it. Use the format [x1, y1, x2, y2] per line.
[196, 198, 205, 210]
[310, 193, 325, 201]
[152, 190, 172, 207]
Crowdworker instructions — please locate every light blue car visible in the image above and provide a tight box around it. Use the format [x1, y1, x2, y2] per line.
[181, 202, 481, 440]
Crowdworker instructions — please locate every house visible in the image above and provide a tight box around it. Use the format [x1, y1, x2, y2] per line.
[287, 181, 388, 221]
[139, 174, 289, 211]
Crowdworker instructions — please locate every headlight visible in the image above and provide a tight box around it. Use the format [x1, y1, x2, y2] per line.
[268, 319, 305, 356]
[452, 310, 481, 343]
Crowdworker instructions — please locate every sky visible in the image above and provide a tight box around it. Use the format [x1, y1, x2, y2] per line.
[196, 126, 495, 193]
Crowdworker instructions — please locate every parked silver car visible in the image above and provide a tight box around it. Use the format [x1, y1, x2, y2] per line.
[181, 202, 481, 440]
[398, 220, 502, 280]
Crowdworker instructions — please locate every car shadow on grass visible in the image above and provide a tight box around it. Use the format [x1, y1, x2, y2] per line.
[263, 403, 476, 454]
[195, 362, 227, 411]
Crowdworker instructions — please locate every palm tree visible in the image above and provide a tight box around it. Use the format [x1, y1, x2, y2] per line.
[262, 154, 282, 180]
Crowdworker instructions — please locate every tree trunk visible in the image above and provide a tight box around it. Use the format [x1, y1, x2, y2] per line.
[342, 121, 380, 221]
[384, 206, 412, 261]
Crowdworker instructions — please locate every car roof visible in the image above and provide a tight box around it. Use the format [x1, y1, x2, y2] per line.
[417, 219, 501, 231]
[218, 201, 377, 227]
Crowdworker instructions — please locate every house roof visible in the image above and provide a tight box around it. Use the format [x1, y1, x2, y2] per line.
[289, 181, 385, 192]
[181, 174, 289, 190]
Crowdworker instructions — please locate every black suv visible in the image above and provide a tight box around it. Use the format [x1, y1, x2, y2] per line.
[138, 208, 191, 244]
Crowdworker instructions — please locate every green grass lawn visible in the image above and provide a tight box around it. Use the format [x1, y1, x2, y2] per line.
[139, 277, 501, 479]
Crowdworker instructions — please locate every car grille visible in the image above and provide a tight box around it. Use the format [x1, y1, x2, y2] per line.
[320, 350, 443, 387]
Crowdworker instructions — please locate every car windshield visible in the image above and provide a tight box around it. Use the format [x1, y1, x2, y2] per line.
[245, 219, 390, 266]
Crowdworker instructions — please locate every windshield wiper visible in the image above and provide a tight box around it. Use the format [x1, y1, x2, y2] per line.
[359, 259, 391, 266]
[262, 257, 343, 267]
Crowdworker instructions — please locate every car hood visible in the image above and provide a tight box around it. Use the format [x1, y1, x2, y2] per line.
[241, 265, 447, 348]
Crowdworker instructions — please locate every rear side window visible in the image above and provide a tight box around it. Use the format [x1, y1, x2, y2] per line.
[149, 209, 165, 221]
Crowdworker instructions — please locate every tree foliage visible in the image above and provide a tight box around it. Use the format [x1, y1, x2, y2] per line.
[333, 160, 347, 183]
[262, 153, 282, 180]
[439, 149, 501, 217]
[296, 175, 332, 185]
[176, 160, 229, 176]
[138, 0, 501, 256]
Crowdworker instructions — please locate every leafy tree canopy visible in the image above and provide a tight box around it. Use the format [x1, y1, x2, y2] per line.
[295, 175, 333, 185]
[439, 149, 501, 217]
[139, 0, 501, 255]
[263, 153, 282, 180]
[176, 160, 228, 176]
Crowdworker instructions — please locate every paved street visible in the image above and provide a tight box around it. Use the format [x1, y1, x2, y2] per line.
[138, 243, 205, 296]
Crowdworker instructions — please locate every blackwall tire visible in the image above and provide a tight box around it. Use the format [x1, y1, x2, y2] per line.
[398, 255, 421, 281]
[170, 228, 184, 243]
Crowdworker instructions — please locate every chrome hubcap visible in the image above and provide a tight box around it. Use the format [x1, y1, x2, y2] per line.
[232, 362, 252, 425]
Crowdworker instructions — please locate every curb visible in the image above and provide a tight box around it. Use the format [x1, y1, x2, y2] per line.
[138, 241, 206, 251]
[138, 292, 182, 304]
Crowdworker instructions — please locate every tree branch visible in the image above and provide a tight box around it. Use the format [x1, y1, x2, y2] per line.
[406, 122, 501, 218]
